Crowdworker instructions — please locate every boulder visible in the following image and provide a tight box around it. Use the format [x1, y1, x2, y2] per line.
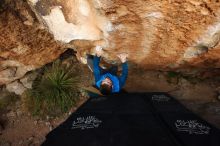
[6, 81, 26, 95]
[1, 0, 220, 86]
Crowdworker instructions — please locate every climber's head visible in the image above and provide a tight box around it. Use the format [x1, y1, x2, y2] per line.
[100, 77, 112, 95]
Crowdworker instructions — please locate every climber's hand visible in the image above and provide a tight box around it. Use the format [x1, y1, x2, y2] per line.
[117, 53, 128, 63]
[95, 46, 103, 57]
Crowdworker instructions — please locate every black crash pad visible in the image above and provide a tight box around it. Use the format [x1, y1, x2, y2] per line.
[42, 93, 220, 146]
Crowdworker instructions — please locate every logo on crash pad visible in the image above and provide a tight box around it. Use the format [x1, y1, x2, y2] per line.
[152, 95, 170, 102]
[175, 120, 210, 135]
[72, 116, 102, 130]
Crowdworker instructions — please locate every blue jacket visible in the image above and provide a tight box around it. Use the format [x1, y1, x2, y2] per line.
[93, 56, 128, 93]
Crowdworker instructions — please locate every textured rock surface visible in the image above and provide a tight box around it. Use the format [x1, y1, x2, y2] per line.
[27, 0, 220, 68]
[0, 0, 65, 86]
[1, 0, 220, 85]
[6, 80, 26, 95]
[20, 72, 38, 89]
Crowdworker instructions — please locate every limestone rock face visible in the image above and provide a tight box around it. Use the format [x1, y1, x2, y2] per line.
[0, 0, 65, 86]
[6, 80, 26, 95]
[28, 0, 220, 68]
[1, 0, 220, 85]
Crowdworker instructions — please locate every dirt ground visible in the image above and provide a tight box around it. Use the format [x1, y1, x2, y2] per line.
[0, 95, 89, 146]
[1, 62, 220, 146]
[126, 68, 220, 129]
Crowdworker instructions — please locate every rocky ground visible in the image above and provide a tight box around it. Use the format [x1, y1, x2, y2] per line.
[126, 67, 220, 128]
[0, 96, 89, 146]
[0, 55, 93, 146]
[0, 60, 220, 146]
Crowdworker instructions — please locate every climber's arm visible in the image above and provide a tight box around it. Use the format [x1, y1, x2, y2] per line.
[117, 53, 128, 88]
[118, 62, 128, 88]
[93, 56, 101, 82]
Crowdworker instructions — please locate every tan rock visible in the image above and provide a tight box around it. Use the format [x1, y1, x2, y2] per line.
[200, 7, 210, 15]
[0, 68, 16, 85]
[116, 5, 129, 17]
[20, 72, 38, 89]
[185, 3, 196, 12]
[1, 0, 220, 86]
[6, 80, 26, 95]
[189, 0, 203, 6]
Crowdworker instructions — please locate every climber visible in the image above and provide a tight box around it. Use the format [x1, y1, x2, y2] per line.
[87, 46, 128, 95]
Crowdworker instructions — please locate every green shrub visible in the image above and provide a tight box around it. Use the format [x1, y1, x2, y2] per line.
[26, 60, 80, 117]
[167, 71, 179, 78]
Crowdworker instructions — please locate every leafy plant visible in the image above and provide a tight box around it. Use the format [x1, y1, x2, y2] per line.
[167, 71, 179, 78]
[26, 60, 80, 117]
[166, 71, 180, 84]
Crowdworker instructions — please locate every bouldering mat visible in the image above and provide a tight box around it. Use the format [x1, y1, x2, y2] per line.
[42, 93, 220, 146]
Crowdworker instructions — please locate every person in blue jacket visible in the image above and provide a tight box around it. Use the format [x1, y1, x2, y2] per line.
[87, 46, 128, 95]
